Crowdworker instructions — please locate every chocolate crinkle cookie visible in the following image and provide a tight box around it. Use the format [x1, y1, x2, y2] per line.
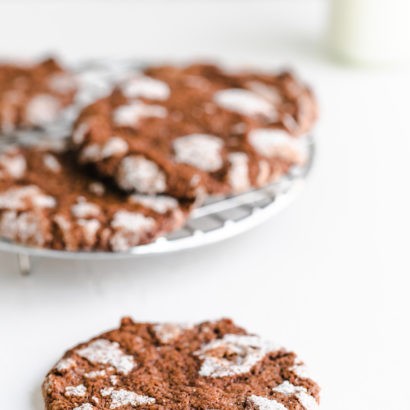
[0, 146, 193, 251]
[0, 57, 76, 134]
[43, 317, 320, 409]
[71, 63, 317, 199]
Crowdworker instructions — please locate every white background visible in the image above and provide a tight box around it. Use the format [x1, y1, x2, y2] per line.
[0, 1, 409, 409]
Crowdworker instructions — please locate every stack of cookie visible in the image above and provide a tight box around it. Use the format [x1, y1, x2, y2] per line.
[0, 59, 317, 251]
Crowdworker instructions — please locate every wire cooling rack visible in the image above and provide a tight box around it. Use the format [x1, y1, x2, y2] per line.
[0, 60, 315, 274]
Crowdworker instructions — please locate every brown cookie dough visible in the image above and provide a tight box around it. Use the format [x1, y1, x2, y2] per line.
[0, 146, 193, 251]
[71, 63, 317, 199]
[0, 57, 76, 134]
[43, 317, 320, 409]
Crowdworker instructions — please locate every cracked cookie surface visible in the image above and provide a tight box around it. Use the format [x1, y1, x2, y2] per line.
[72, 63, 317, 199]
[0, 146, 193, 251]
[43, 317, 320, 409]
[0, 58, 76, 134]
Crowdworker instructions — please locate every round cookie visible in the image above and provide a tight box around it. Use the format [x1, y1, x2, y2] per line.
[43, 317, 320, 409]
[0, 58, 76, 134]
[71, 63, 316, 199]
[0, 145, 193, 251]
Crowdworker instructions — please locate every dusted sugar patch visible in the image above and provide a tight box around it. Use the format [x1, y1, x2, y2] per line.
[71, 199, 101, 218]
[71, 62, 317, 198]
[0, 185, 56, 210]
[48, 72, 77, 93]
[84, 370, 107, 379]
[65, 384, 87, 397]
[0, 146, 194, 251]
[227, 152, 250, 193]
[249, 129, 307, 163]
[116, 155, 167, 194]
[73, 404, 94, 410]
[0, 149, 27, 179]
[42, 154, 62, 173]
[214, 88, 277, 120]
[290, 362, 311, 379]
[129, 194, 179, 214]
[25, 94, 61, 126]
[173, 134, 224, 172]
[249, 395, 287, 410]
[43, 317, 320, 409]
[0, 209, 51, 247]
[120, 75, 170, 100]
[113, 101, 167, 127]
[272, 381, 319, 410]
[247, 81, 282, 104]
[110, 211, 156, 251]
[73, 123, 90, 145]
[55, 357, 76, 372]
[101, 388, 156, 409]
[153, 323, 192, 343]
[0, 58, 76, 133]
[195, 334, 280, 377]
[77, 339, 135, 375]
[80, 137, 128, 162]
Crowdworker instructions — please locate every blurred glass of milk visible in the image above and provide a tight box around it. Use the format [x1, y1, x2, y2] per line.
[328, 0, 410, 65]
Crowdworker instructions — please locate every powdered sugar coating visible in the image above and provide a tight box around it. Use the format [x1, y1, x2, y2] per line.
[0, 185, 55, 210]
[129, 194, 179, 214]
[73, 404, 94, 410]
[249, 129, 307, 163]
[290, 363, 311, 379]
[84, 370, 107, 379]
[110, 211, 156, 251]
[71, 199, 101, 218]
[121, 75, 170, 100]
[195, 334, 281, 378]
[65, 384, 87, 397]
[273, 381, 318, 410]
[248, 395, 287, 410]
[113, 102, 167, 127]
[25, 94, 61, 126]
[88, 182, 105, 196]
[0, 210, 48, 246]
[102, 389, 156, 409]
[227, 152, 250, 193]
[111, 211, 154, 231]
[101, 137, 128, 158]
[117, 155, 167, 194]
[153, 323, 192, 343]
[173, 134, 224, 172]
[53, 214, 72, 244]
[80, 144, 100, 162]
[55, 357, 76, 372]
[77, 219, 101, 245]
[295, 392, 319, 410]
[80, 137, 128, 162]
[247, 81, 282, 104]
[76, 339, 135, 375]
[73, 123, 89, 145]
[214, 89, 277, 120]
[48, 73, 77, 93]
[0, 151, 26, 179]
[43, 154, 61, 173]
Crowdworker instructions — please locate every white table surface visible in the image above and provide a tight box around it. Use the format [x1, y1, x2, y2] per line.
[0, 1, 409, 409]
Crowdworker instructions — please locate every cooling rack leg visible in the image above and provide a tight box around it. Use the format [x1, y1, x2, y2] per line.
[17, 253, 31, 276]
